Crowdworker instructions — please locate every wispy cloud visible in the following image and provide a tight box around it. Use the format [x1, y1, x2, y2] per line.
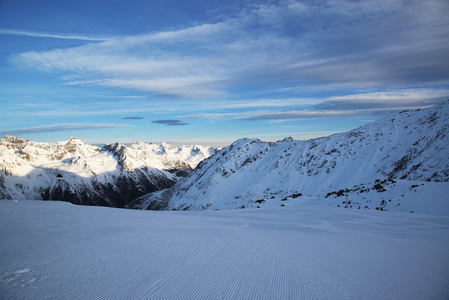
[0, 123, 130, 135]
[313, 90, 449, 111]
[152, 120, 189, 126]
[0, 29, 108, 41]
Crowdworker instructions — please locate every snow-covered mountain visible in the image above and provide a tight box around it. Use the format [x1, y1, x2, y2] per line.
[0, 137, 216, 207]
[131, 100, 449, 213]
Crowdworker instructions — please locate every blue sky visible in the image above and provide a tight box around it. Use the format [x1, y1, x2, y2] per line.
[0, 0, 448, 147]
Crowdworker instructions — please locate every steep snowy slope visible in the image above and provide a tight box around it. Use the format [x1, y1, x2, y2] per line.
[0, 137, 216, 207]
[131, 100, 449, 212]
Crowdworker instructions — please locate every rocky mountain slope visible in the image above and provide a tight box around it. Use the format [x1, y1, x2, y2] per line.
[0, 137, 216, 207]
[131, 100, 449, 212]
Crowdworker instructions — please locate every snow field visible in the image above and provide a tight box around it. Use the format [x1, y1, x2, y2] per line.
[1, 200, 449, 299]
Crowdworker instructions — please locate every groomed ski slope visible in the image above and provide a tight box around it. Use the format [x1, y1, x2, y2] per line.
[1, 200, 449, 299]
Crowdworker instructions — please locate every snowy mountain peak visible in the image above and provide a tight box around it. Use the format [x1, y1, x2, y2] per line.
[281, 136, 294, 143]
[64, 136, 92, 148]
[62, 137, 100, 158]
[0, 135, 30, 150]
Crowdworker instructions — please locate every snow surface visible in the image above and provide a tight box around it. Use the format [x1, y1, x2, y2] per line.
[1, 200, 449, 299]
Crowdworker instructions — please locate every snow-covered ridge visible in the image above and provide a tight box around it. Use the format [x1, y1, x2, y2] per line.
[0, 137, 216, 207]
[132, 100, 449, 213]
[102, 141, 212, 171]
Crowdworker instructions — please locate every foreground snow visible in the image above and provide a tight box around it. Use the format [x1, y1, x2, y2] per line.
[1, 201, 449, 299]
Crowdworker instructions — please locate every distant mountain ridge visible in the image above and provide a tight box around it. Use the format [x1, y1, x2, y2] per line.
[130, 100, 449, 211]
[0, 136, 216, 207]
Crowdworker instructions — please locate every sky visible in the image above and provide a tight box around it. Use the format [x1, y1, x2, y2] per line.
[0, 0, 448, 147]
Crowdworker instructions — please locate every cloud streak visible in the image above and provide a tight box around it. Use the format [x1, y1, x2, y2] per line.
[152, 120, 189, 126]
[0, 123, 130, 135]
[313, 90, 449, 112]
[0, 29, 108, 41]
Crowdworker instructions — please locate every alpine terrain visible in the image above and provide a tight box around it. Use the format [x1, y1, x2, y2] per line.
[0, 137, 216, 207]
[131, 100, 449, 215]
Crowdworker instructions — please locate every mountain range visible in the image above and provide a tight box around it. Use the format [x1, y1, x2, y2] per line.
[0, 137, 216, 207]
[1, 101, 448, 213]
[130, 100, 449, 214]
